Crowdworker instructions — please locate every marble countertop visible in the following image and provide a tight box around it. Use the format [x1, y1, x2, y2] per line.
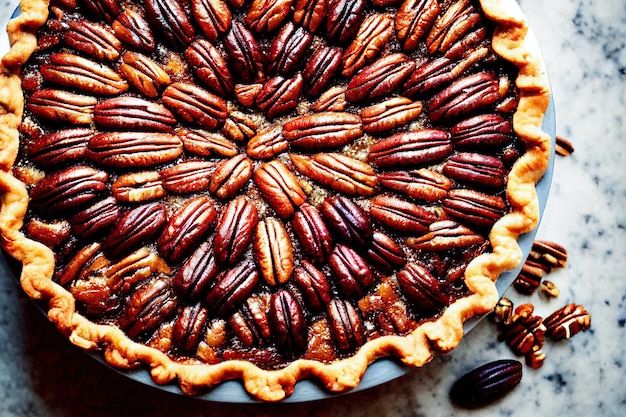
[0, 0, 624, 415]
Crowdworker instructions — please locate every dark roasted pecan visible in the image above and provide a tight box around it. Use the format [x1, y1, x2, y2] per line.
[325, 0, 366, 44]
[30, 166, 108, 215]
[254, 218, 294, 285]
[428, 72, 500, 122]
[209, 154, 253, 199]
[172, 303, 209, 353]
[368, 129, 452, 168]
[395, 0, 441, 51]
[213, 196, 259, 266]
[290, 153, 378, 196]
[221, 111, 257, 142]
[556, 136, 575, 157]
[449, 360, 522, 408]
[406, 220, 485, 251]
[320, 195, 372, 248]
[246, 0, 293, 32]
[145, 0, 196, 49]
[119, 51, 171, 98]
[87, 132, 183, 168]
[26, 218, 71, 251]
[192, 0, 232, 42]
[492, 297, 514, 326]
[58, 242, 102, 286]
[205, 260, 260, 316]
[229, 296, 271, 347]
[246, 125, 288, 160]
[255, 74, 303, 119]
[234, 83, 263, 107]
[303, 45, 343, 97]
[500, 305, 546, 357]
[293, 0, 327, 33]
[269, 290, 308, 355]
[379, 168, 452, 201]
[342, 13, 393, 77]
[310, 86, 347, 112]
[111, 171, 165, 202]
[443, 153, 506, 189]
[26, 89, 96, 125]
[365, 231, 406, 272]
[160, 160, 216, 194]
[396, 262, 451, 312]
[527, 240, 568, 272]
[83, 0, 120, 22]
[512, 261, 544, 294]
[41, 52, 128, 96]
[253, 160, 306, 218]
[443, 189, 506, 228]
[185, 39, 234, 97]
[293, 261, 331, 311]
[225, 21, 265, 83]
[119, 276, 178, 339]
[327, 298, 366, 352]
[103, 247, 170, 294]
[329, 244, 373, 298]
[370, 195, 436, 234]
[443, 25, 488, 61]
[292, 203, 333, 263]
[28, 128, 91, 166]
[267, 22, 312, 76]
[112, 9, 156, 52]
[71, 273, 120, 315]
[162, 82, 229, 130]
[345, 53, 415, 103]
[63, 19, 122, 61]
[544, 304, 591, 341]
[451, 114, 513, 148]
[179, 128, 238, 158]
[103, 202, 167, 258]
[157, 196, 217, 263]
[283, 111, 363, 151]
[69, 196, 120, 239]
[94, 97, 176, 132]
[360, 97, 422, 134]
[426, 0, 481, 56]
[173, 241, 220, 299]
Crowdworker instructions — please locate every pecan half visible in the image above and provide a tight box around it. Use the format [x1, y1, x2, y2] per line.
[310, 86, 347, 112]
[345, 53, 416, 103]
[246, 125, 288, 160]
[221, 111, 257, 142]
[254, 218, 294, 286]
[69, 196, 120, 239]
[234, 83, 263, 107]
[94, 97, 176, 132]
[26, 89, 96, 125]
[360, 97, 422, 134]
[378, 168, 452, 201]
[426, 0, 481, 56]
[327, 298, 366, 352]
[292, 203, 333, 263]
[368, 129, 452, 168]
[192, 0, 232, 42]
[180, 128, 238, 158]
[28, 128, 91, 166]
[30, 165, 108, 216]
[255, 74, 303, 119]
[370, 195, 437, 234]
[104, 247, 170, 294]
[282, 111, 363, 151]
[225, 21, 265, 83]
[449, 360, 522, 408]
[342, 13, 394, 77]
[119, 51, 171, 98]
[41, 52, 128, 96]
[185, 39, 234, 97]
[103, 202, 167, 258]
[83, 0, 121, 22]
[267, 22, 313, 76]
[325, 0, 366, 44]
[111, 171, 165, 202]
[293, 0, 327, 33]
[428, 72, 500, 122]
[64, 19, 122, 61]
[290, 153, 378, 196]
[303, 45, 343, 97]
[395, 0, 441, 51]
[145, 0, 196, 49]
[270, 290, 308, 355]
[253, 159, 306, 218]
[213, 196, 259, 266]
[405, 220, 485, 251]
[443, 189, 506, 228]
[365, 231, 406, 272]
[443, 153, 506, 190]
[157, 196, 217, 263]
[451, 114, 513, 149]
[172, 303, 209, 353]
[209, 154, 253, 199]
[205, 260, 260, 316]
[329, 244, 374, 298]
[87, 132, 183, 168]
[320, 195, 372, 248]
[162, 82, 229, 130]
[112, 9, 156, 52]
[246, 0, 294, 33]
[230, 296, 272, 347]
[293, 261, 331, 311]
[543, 304, 591, 341]
[160, 160, 216, 194]
[173, 241, 220, 299]
[396, 262, 451, 312]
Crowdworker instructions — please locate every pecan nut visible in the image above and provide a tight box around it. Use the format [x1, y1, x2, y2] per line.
[293, 0, 327, 33]
[293, 261, 331, 311]
[267, 22, 313, 76]
[326, 298, 366, 352]
[449, 360, 522, 408]
[396, 262, 451, 311]
[180, 129, 238, 158]
[369, 195, 437, 234]
[368, 129, 452, 168]
[26, 89, 97, 125]
[246, 125, 288, 160]
[428, 72, 500, 122]
[282, 111, 363, 151]
[225, 21, 265, 83]
[145, 0, 196, 49]
[443, 153, 506, 190]
[310, 86, 347, 112]
[112, 9, 156, 52]
[379, 168, 452, 201]
[229, 296, 271, 347]
[303, 45, 343, 97]
[64, 19, 122, 61]
[443, 188, 506, 228]
[69, 196, 120, 239]
[246, 0, 293, 33]
[292, 203, 333, 264]
[111, 171, 165, 203]
[254, 218, 295, 286]
[345, 53, 415, 103]
[360, 97, 422, 134]
[365, 231, 406, 272]
[319, 195, 372, 249]
[269, 290, 308, 355]
[119, 51, 171, 98]
[172, 303, 210, 353]
[325, 0, 366, 44]
[209, 154, 253, 199]
[451, 114, 513, 149]
[205, 260, 260, 316]
[162, 82, 229, 130]
[173, 241, 220, 299]
[213, 196, 259, 266]
[192, 0, 232, 42]
[253, 159, 306, 218]
[329, 244, 374, 298]
[221, 111, 257, 142]
[28, 128, 91, 166]
[94, 97, 176, 132]
[185, 39, 234, 97]
[160, 160, 216, 194]
[405, 220, 485, 251]
[87, 131, 183, 168]
[426, 0, 481, 56]
[342, 13, 394, 77]
[255, 74, 303, 119]
[395, 0, 441, 51]
[543, 304, 591, 341]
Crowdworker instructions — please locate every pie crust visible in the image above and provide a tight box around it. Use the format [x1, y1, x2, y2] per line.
[0, 0, 550, 401]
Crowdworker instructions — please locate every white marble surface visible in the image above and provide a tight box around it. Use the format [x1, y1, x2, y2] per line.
[0, 0, 624, 415]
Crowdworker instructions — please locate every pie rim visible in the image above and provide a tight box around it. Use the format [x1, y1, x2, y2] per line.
[0, 0, 551, 402]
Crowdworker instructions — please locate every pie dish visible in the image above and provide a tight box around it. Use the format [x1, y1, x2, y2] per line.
[0, 0, 551, 401]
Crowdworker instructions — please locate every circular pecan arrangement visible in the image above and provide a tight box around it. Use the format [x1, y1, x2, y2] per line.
[4, 0, 551, 401]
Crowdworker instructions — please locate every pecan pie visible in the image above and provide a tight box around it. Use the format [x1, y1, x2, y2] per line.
[0, 0, 550, 401]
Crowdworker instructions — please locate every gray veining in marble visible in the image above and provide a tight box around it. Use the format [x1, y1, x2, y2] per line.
[1, 0, 624, 415]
